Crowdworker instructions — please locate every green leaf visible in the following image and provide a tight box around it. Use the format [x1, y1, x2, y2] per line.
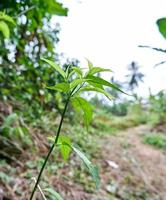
[47, 135, 72, 160]
[71, 97, 93, 129]
[86, 58, 93, 69]
[88, 67, 112, 76]
[0, 21, 10, 38]
[86, 75, 128, 95]
[41, 58, 66, 79]
[71, 145, 100, 188]
[72, 67, 83, 77]
[79, 86, 114, 100]
[44, 188, 64, 200]
[58, 135, 71, 160]
[46, 1, 68, 16]
[3, 113, 17, 127]
[65, 65, 70, 78]
[0, 12, 15, 25]
[157, 18, 166, 39]
[46, 83, 70, 93]
[87, 81, 104, 89]
[68, 70, 75, 79]
[70, 78, 88, 89]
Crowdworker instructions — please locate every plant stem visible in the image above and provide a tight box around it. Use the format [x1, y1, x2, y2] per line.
[31, 177, 47, 200]
[29, 98, 70, 200]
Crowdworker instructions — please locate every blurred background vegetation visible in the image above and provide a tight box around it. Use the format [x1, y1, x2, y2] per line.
[0, 1, 166, 200]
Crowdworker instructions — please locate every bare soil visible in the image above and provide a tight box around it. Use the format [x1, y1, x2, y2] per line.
[70, 125, 166, 200]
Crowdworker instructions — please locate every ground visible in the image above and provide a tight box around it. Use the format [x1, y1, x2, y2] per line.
[94, 125, 166, 200]
[0, 125, 166, 200]
[61, 125, 166, 200]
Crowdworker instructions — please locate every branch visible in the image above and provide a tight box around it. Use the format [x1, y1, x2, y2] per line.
[138, 45, 166, 54]
[154, 60, 166, 67]
[14, 5, 36, 18]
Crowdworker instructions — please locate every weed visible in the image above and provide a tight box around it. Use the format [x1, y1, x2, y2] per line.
[29, 58, 124, 199]
[143, 133, 166, 149]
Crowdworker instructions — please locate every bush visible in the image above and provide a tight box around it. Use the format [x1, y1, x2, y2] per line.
[143, 133, 166, 149]
[149, 91, 166, 127]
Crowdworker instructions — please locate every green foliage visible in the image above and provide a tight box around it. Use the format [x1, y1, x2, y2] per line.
[0, 11, 15, 38]
[46, 1, 68, 16]
[71, 96, 93, 129]
[143, 133, 166, 149]
[0, 12, 15, 24]
[0, 113, 32, 146]
[30, 58, 124, 199]
[0, 0, 69, 116]
[0, 21, 10, 38]
[157, 18, 166, 39]
[44, 188, 64, 200]
[79, 86, 114, 100]
[46, 83, 70, 93]
[95, 99, 130, 116]
[149, 91, 166, 127]
[48, 134, 100, 188]
[71, 145, 100, 189]
[109, 102, 129, 116]
[86, 75, 127, 95]
[45, 58, 124, 129]
[0, 171, 12, 183]
[58, 135, 71, 161]
[42, 58, 66, 79]
[88, 67, 112, 75]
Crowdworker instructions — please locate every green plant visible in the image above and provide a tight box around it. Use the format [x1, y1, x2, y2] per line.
[0, 11, 15, 38]
[143, 133, 166, 149]
[0, 113, 32, 146]
[0, 0, 69, 115]
[149, 91, 166, 127]
[29, 58, 125, 199]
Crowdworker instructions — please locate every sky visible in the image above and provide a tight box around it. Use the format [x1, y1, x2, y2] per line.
[53, 0, 166, 97]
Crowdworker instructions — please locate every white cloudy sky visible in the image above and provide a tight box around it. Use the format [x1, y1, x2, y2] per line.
[53, 0, 166, 96]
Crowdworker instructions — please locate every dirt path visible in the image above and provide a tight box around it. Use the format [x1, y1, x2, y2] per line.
[87, 125, 166, 200]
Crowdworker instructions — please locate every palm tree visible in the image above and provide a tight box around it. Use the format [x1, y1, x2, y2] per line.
[126, 61, 144, 91]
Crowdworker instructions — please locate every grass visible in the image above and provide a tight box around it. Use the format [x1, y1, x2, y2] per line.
[94, 113, 147, 133]
[143, 133, 166, 149]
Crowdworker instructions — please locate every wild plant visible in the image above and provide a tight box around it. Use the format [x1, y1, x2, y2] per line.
[30, 58, 125, 199]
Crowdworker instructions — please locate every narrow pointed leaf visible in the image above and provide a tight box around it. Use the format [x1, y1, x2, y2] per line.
[44, 188, 64, 200]
[87, 81, 104, 89]
[68, 70, 75, 79]
[65, 65, 70, 78]
[70, 78, 88, 89]
[46, 83, 70, 93]
[86, 75, 128, 95]
[71, 145, 100, 188]
[86, 58, 93, 69]
[79, 86, 114, 100]
[42, 58, 66, 78]
[72, 67, 82, 76]
[88, 67, 112, 76]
